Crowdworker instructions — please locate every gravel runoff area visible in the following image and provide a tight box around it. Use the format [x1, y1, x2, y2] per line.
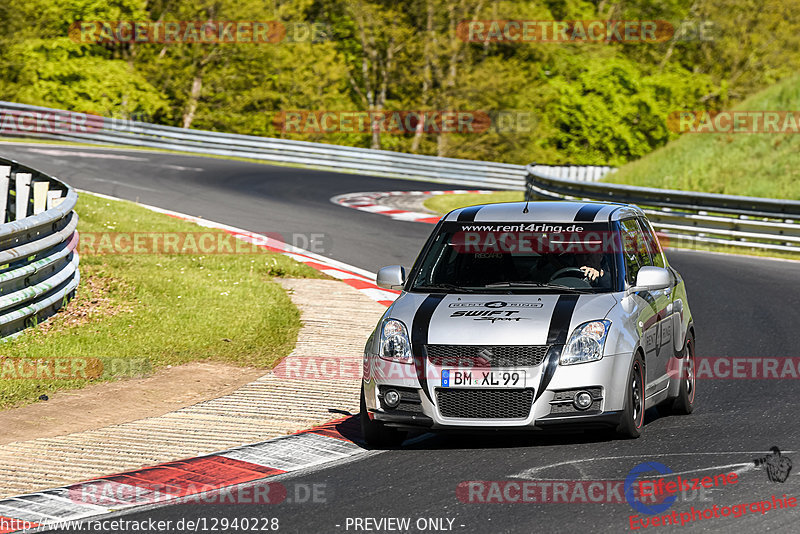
[0, 278, 385, 499]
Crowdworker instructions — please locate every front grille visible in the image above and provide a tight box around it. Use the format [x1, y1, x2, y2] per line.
[426, 345, 549, 368]
[436, 388, 534, 419]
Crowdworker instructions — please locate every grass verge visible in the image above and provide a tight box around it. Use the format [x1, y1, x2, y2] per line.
[0, 192, 324, 409]
[423, 191, 523, 215]
[604, 75, 800, 200]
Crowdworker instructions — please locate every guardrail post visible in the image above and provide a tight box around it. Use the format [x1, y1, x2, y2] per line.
[0, 166, 9, 223]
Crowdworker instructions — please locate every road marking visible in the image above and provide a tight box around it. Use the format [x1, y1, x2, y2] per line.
[511, 451, 794, 480]
[23, 148, 147, 161]
[162, 164, 203, 172]
[78, 177, 162, 193]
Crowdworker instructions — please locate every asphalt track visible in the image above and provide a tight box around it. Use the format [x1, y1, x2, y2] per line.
[1, 143, 799, 533]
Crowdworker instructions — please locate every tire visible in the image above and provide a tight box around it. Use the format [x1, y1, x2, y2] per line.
[668, 333, 696, 415]
[616, 353, 645, 439]
[360, 386, 407, 449]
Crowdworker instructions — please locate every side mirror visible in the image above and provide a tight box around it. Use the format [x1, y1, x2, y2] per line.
[631, 266, 671, 292]
[377, 265, 406, 290]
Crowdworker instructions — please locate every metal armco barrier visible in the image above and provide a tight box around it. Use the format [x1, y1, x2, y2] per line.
[0, 102, 601, 190]
[527, 164, 800, 253]
[0, 157, 79, 338]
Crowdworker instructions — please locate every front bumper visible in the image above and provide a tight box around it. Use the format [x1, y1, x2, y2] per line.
[374, 409, 623, 432]
[364, 350, 633, 431]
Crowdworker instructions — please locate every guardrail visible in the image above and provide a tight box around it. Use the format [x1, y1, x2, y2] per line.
[526, 164, 800, 253]
[0, 157, 79, 338]
[0, 101, 527, 189]
[0, 101, 598, 190]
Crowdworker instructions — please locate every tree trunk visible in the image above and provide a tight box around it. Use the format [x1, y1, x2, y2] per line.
[182, 75, 202, 129]
[411, 0, 435, 153]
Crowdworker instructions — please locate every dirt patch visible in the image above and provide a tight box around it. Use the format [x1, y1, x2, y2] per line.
[37, 265, 134, 334]
[0, 362, 266, 445]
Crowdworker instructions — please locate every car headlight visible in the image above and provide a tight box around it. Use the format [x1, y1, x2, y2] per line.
[379, 319, 413, 364]
[560, 320, 611, 365]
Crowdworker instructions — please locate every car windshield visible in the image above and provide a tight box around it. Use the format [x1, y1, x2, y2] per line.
[409, 221, 619, 293]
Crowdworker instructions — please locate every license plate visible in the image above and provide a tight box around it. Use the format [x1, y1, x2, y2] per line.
[441, 369, 526, 388]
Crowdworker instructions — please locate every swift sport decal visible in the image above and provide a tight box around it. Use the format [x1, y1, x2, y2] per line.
[475, 316, 531, 323]
[450, 310, 521, 317]
[449, 310, 532, 323]
[448, 300, 545, 323]
[448, 301, 544, 309]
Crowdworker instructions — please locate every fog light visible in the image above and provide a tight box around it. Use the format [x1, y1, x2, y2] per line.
[574, 391, 593, 410]
[384, 389, 401, 408]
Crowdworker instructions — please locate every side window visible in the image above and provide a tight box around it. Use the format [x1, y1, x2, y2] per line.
[637, 217, 666, 268]
[620, 218, 651, 286]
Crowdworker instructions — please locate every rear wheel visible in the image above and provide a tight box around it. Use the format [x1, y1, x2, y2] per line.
[616, 353, 645, 439]
[668, 334, 696, 415]
[360, 386, 407, 448]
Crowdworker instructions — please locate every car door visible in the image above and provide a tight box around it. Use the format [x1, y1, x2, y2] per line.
[620, 218, 670, 394]
[637, 217, 682, 358]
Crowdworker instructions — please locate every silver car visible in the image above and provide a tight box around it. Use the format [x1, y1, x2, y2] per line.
[361, 201, 695, 446]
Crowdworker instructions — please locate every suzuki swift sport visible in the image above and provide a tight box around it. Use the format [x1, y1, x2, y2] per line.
[361, 201, 696, 447]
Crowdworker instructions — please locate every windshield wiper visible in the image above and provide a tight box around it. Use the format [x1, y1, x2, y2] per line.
[483, 281, 593, 292]
[483, 281, 546, 287]
[414, 283, 477, 293]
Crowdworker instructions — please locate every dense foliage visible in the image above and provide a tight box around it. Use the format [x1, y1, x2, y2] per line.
[1, 0, 798, 165]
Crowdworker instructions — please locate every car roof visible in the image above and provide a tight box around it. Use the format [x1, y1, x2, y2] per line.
[443, 200, 643, 223]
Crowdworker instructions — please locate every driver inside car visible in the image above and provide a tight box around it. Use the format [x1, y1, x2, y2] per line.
[577, 253, 605, 281]
[537, 252, 607, 286]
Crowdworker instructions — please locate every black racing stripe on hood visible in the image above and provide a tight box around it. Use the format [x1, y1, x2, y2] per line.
[536, 294, 580, 401]
[411, 294, 446, 402]
[547, 294, 579, 345]
[457, 205, 483, 222]
[574, 204, 604, 222]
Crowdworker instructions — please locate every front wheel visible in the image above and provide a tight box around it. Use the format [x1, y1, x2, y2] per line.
[360, 386, 407, 449]
[616, 353, 645, 439]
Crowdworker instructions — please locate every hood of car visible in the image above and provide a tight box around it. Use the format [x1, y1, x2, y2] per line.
[389, 292, 619, 346]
